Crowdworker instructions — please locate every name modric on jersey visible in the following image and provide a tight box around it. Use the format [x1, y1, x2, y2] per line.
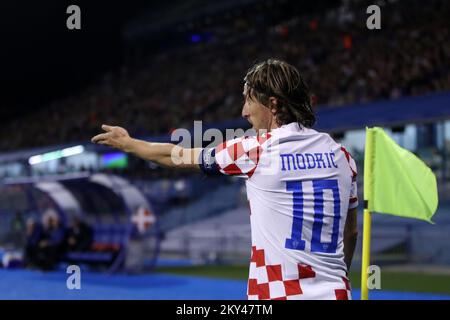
[280, 152, 338, 171]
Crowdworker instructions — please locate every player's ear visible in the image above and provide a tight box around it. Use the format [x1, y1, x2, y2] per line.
[269, 97, 278, 115]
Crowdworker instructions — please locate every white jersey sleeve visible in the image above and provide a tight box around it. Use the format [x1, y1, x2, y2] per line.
[199, 133, 272, 178]
[341, 146, 359, 210]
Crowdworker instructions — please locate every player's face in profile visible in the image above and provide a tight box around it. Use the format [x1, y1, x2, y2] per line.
[242, 86, 273, 133]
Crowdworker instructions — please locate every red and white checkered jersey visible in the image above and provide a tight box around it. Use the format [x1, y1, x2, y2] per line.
[200, 122, 358, 300]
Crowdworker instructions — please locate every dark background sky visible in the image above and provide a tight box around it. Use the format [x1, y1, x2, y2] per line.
[0, 0, 151, 123]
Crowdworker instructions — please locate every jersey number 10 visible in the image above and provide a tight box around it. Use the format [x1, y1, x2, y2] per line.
[285, 179, 341, 254]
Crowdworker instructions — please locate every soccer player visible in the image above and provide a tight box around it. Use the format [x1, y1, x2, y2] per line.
[92, 59, 359, 300]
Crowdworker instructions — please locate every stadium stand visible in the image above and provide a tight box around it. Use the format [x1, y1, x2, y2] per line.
[0, 0, 448, 151]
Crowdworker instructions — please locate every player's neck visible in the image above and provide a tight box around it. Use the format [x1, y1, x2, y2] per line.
[268, 117, 280, 132]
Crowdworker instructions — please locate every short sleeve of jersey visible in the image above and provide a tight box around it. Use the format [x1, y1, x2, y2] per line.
[349, 179, 358, 209]
[199, 134, 270, 178]
[343, 148, 359, 210]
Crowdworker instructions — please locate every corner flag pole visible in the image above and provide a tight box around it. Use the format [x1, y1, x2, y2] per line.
[361, 128, 374, 300]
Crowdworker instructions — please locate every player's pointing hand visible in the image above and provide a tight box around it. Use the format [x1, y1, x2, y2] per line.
[91, 124, 132, 152]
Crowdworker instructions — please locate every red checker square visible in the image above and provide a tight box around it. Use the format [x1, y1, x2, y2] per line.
[335, 289, 348, 300]
[266, 265, 283, 282]
[223, 163, 243, 175]
[246, 166, 257, 178]
[272, 297, 287, 300]
[227, 142, 246, 161]
[250, 246, 266, 267]
[258, 283, 270, 300]
[342, 277, 351, 290]
[254, 248, 265, 267]
[251, 246, 265, 267]
[298, 264, 316, 279]
[248, 279, 258, 296]
[246, 146, 261, 164]
[283, 279, 302, 296]
[257, 133, 271, 144]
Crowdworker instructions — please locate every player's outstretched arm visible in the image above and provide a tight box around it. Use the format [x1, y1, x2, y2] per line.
[91, 124, 201, 170]
[343, 207, 358, 271]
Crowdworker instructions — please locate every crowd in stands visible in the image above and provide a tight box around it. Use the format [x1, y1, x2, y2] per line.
[0, 0, 448, 151]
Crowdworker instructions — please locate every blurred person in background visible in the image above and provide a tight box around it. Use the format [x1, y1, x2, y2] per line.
[63, 216, 93, 253]
[24, 218, 42, 268]
[34, 211, 65, 271]
[9, 210, 25, 247]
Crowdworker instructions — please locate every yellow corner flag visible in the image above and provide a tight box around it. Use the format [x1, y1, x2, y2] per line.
[361, 127, 439, 300]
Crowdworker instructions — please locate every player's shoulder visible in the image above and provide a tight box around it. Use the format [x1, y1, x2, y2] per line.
[271, 122, 336, 146]
[214, 131, 272, 154]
